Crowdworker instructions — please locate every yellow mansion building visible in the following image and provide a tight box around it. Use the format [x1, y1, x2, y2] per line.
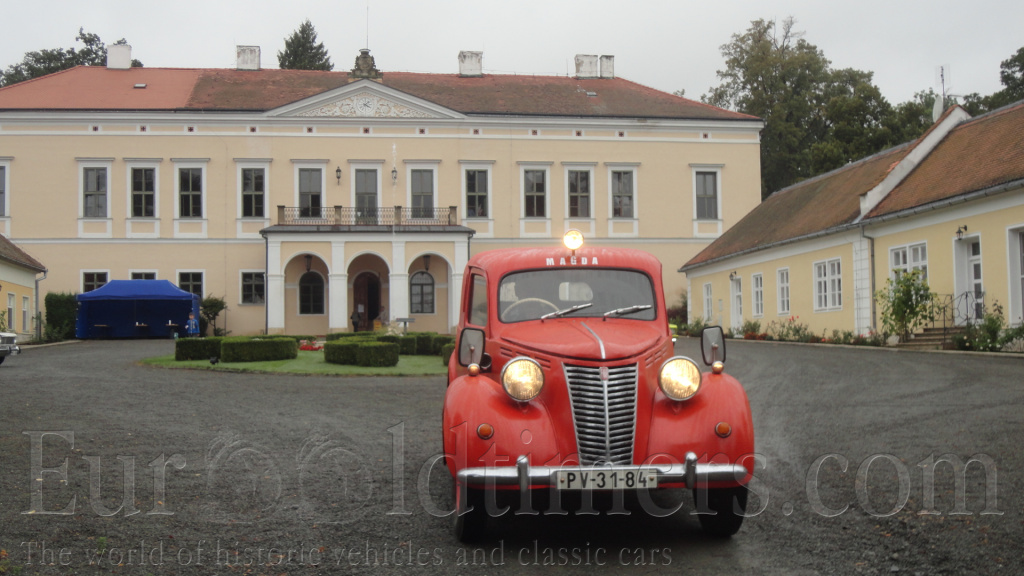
[0, 46, 762, 335]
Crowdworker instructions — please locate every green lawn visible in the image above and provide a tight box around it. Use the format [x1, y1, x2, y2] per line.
[141, 350, 449, 376]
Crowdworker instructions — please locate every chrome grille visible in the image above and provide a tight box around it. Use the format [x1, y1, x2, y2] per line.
[0, 336, 14, 345]
[564, 363, 638, 465]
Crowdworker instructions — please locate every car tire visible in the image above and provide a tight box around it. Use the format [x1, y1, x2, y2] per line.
[452, 481, 487, 542]
[694, 485, 747, 537]
[0, 356, 5, 365]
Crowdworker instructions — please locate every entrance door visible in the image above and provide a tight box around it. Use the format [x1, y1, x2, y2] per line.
[730, 277, 743, 334]
[352, 272, 381, 331]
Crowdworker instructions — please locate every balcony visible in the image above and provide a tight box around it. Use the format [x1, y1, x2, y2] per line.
[274, 205, 460, 228]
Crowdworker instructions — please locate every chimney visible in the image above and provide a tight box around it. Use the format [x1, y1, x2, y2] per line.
[600, 55, 614, 79]
[236, 46, 261, 71]
[458, 51, 483, 77]
[106, 44, 132, 70]
[574, 54, 599, 79]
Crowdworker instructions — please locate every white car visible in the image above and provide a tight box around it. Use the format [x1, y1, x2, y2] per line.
[0, 332, 20, 364]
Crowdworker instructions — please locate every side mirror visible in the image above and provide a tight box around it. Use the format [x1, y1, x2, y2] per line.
[458, 327, 486, 367]
[701, 326, 726, 366]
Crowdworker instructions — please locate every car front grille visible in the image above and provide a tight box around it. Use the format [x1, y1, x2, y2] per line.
[564, 363, 638, 466]
[0, 336, 14, 345]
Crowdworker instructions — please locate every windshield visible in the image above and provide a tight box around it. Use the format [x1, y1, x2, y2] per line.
[498, 268, 656, 323]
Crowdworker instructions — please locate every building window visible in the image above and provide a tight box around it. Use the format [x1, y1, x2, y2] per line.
[524, 169, 546, 218]
[299, 168, 322, 218]
[410, 271, 435, 314]
[355, 168, 378, 223]
[242, 168, 265, 218]
[695, 171, 718, 220]
[242, 272, 265, 305]
[611, 170, 634, 218]
[299, 272, 324, 314]
[778, 268, 790, 315]
[814, 258, 842, 311]
[7, 293, 13, 331]
[131, 167, 155, 218]
[703, 283, 713, 322]
[131, 272, 156, 280]
[178, 272, 203, 297]
[0, 165, 6, 217]
[22, 295, 29, 332]
[890, 242, 928, 280]
[178, 167, 203, 218]
[752, 273, 764, 317]
[83, 167, 108, 218]
[83, 272, 107, 292]
[411, 169, 434, 218]
[465, 169, 488, 218]
[568, 170, 590, 218]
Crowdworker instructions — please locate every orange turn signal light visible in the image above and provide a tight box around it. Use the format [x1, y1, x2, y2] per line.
[477, 423, 494, 440]
[715, 421, 732, 438]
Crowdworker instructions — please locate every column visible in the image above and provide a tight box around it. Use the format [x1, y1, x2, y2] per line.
[390, 240, 409, 320]
[329, 239, 347, 332]
[267, 238, 285, 333]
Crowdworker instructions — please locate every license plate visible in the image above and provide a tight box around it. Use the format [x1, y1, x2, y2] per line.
[556, 469, 658, 490]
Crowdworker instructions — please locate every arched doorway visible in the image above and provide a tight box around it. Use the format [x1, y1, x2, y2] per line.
[352, 272, 381, 331]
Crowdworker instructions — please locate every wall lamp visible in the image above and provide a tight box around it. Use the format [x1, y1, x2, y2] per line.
[335, 166, 342, 184]
[955, 225, 968, 241]
[728, 271, 737, 280]
[423, 254, 431, 272]
[304, 254, 313, 272]
[391, 166, 398, 184]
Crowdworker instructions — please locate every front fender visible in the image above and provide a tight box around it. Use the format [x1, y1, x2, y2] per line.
[443, 374, 561, 479]
[647, 371, 755, 487]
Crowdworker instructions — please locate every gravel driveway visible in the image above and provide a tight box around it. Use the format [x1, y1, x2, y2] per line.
[0, 339, 1021, 575]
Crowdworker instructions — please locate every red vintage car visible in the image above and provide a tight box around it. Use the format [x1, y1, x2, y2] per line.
[444, 231, 754, 541]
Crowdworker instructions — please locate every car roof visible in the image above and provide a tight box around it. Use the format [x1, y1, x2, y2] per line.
[468, 246, 663, 277]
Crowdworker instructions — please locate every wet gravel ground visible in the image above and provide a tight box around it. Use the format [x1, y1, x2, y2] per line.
[0, 338, 1021, 575]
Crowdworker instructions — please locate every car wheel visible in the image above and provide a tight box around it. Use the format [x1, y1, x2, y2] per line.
[0, 356, 5, 365]
[452, 481, 487, 542]
[694, 485, 747, 537]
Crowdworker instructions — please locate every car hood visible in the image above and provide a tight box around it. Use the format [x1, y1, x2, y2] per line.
[499, 319, 663, 361]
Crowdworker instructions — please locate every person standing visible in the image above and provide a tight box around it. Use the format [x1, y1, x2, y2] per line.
[350, 309, 362, 332]
[186, 312, 200, 337]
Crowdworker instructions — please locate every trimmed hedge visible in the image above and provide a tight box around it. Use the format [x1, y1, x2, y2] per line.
[44, 292, 78, 341]
[441, 343, 455, 366]
[413, 332, 434, 355]
[398, 335, 417, 355]
[175, 337, 224, 361]
[285, 334, 318, 343]
[220, 336, 298, 363]
[376, 334, 400, 344]
[326, 331, 372, 341]
[324, 340, 363, 365]
[431, 335, 455, 355]
[355, 342, 400, 367]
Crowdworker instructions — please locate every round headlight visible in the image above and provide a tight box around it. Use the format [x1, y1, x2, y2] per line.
[501, 357, 544, 402]
[659, 356, 702, 401]
[563, 229, 584, 251]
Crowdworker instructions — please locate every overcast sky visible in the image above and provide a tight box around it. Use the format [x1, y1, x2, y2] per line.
[2, 0, 1021, 106]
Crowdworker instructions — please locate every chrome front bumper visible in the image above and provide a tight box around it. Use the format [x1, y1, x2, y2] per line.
[0, 345, 19, 356]
[456, 452, 747, 490]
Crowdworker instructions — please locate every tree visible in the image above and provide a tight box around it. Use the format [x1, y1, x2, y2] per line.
[277, 20, 333, 71]
[809, 68, 897, 175]
[0, 28, 142, 87]
[875, 269, 938, 342]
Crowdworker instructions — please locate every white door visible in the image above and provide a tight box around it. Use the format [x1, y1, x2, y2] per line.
[968, 240, 983, 321]
[730, 277, 743, 333]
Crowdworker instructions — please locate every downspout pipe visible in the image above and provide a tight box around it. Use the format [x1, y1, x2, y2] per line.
[34, 270, 47, 341]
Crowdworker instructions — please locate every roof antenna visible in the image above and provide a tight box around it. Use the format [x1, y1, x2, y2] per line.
[365, 1, 370, 49]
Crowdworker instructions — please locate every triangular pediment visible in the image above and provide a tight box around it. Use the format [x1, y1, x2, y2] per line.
[268, 80, 461, 119]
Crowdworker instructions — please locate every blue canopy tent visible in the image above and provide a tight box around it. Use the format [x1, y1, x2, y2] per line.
[75, 280, 200, 339]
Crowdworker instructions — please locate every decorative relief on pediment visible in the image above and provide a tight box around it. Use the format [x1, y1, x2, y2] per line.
[296, 93, 434, 118]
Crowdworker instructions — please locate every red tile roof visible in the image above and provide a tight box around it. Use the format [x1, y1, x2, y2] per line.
[0, 66, 757, 121]
[868, 101, 1024, 217]
[0, 235, 45, 273]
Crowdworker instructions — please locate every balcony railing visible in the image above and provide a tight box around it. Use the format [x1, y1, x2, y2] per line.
[276, 205, 459, 227]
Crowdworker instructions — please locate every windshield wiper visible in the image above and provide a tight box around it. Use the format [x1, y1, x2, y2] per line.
[603, 304, 652, 317]
[541, 303, 593, 319]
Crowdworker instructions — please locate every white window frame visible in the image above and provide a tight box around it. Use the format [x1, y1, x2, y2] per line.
[236, 160, 271, 220]
[172, 158, 209, 238]
[752, 273, 764, 317]
[130, 270, 158, 280]
[461, 161, 492, 220]
[176, 270, 205, 298]
[703, 282, 713, 322]
[124, 159, 161, 238]
[1008, 226, 1024, 326]
[292, 160, 328, 217]
[813, 258, 842, 312]
[889, 242, 928, 280]
[79, 160, 111, 219]
[239, 270, 266, 306]
[348, 160, 384, 213]
[81, 270, 110, 293]
[563, 162, 595, 217]
[606, 163, 639, 238]
[777, 268, 790, 315]
[405, 160, 441, 221]
[22, 295, 29, 332]
[518, 162, 552, 237]
[0, 158, 10, 220]
[690, 164, 723, 238]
